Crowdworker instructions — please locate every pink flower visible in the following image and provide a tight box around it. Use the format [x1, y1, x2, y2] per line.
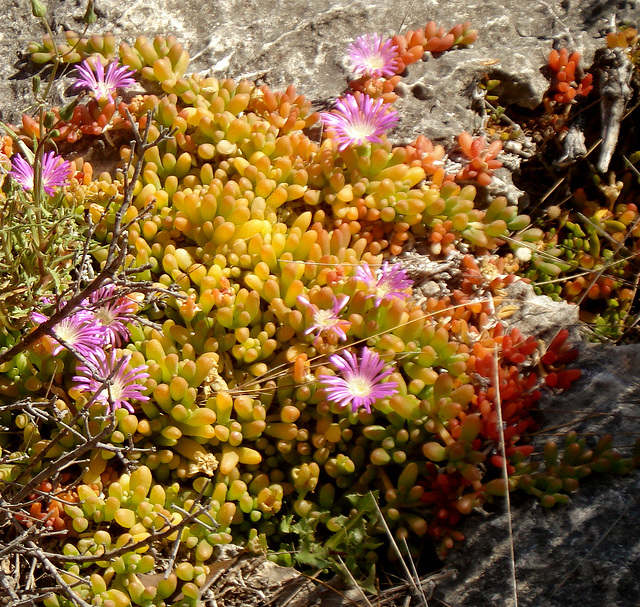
[83, 284, 136, 347]
[74, 350, 149, 413]
[322, 94, 398, 151]
[73, 59, 136, 103]
[319, 347, 398, 413]
[31, 309, 104, 357]
[10, 152, 71, 196]
[349, 34, 398, 78]
[297, 293, 351, 342]
[356, 261, 413, 305]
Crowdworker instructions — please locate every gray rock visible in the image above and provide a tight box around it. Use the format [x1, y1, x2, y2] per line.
[499, 280, 581, 343]
[431, 282, 640, 607]
[2, 0, 636, 146]
[434, 341, 640, 607]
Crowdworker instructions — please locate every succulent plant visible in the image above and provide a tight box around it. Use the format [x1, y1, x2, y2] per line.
[1, 18, 637, 607]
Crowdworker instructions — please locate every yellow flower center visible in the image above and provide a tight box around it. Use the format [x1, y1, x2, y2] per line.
[367, 56, 385, 70]
[313, 309, 339, 328]
[344, 123, 375, 145]
[105, 376, 125, 401]
[347, 377, 372, 397]
[95, 307, 116, 325]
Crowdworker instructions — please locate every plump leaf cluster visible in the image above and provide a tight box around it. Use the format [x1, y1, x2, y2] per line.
[0, 20, 637, 607]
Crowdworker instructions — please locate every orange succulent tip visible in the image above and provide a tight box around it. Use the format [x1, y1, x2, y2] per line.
[0, 135, 12, 156]
[426, 34, 455, 53]
[425, 21, 440, 39]
[31, 335, 56, 358]
[407, 29, 426, 47]
[449, 23, 464, 39]
[556, 47, 569, 68]
[607, 28, 638, 48]
[457, 131, 474, 157]
[606, 31, 620, 48]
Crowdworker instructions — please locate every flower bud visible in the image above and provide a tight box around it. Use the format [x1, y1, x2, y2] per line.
[30, 0, 47, 18]
[31, 75, 41, 96]
[83, 0, 97, 23]
[58, 99, 78, 122]
[43, 110, 56, 129]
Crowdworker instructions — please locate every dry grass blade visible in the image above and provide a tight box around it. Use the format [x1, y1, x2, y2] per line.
[492, 344, 518, 607]
[401, 536, 430, 606]
[336, 556, 375, 607]
[370, 491, 429, 607]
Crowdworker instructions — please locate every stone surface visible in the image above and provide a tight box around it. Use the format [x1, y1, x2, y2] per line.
[1, 1, 639, 606]
[499, 280, 581, 343]
[1, 0, 637, 146]
[433, 341, 640, 607]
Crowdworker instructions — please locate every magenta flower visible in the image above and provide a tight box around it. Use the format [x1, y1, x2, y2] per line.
[349, 34, 398, 78]
[319, 347, 398, 413]
[83, 285, 136, 347]
[356, 261, 413, 305]
[73, 59, 136, 103]
[297, 293, 351, 342]
[74, 350, 149, 413]
[31, 310, 105, 357]
[10, 152, 71, 196]
[322, 94, 398, 151]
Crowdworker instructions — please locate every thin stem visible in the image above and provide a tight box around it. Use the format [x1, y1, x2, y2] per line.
[492, 344, 519, 607]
